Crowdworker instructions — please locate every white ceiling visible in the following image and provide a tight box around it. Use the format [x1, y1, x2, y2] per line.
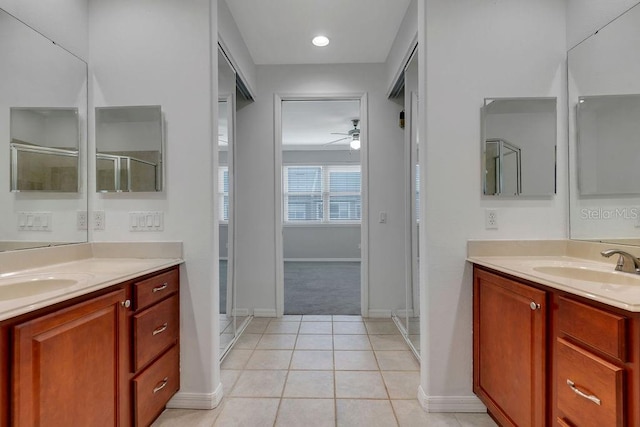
[282, 99, 361, 148]
[225, 0, 412, 65]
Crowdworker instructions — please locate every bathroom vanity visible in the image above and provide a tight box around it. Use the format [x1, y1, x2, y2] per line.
[0, 245, 182, 426]
[470, 244, 640, 427]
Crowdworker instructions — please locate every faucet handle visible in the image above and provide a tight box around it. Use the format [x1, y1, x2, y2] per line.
[601, 249, 640, 274]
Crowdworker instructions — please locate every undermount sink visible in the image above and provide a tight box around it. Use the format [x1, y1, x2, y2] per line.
[533, 266, 640, 286]
[0, 273, 93, 300]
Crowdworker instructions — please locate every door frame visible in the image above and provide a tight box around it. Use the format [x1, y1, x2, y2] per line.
[274, 93, 369, 317]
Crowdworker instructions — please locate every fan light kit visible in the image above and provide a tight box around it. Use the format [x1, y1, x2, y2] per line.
[312, 36, 330, 47]
[326, 119, 361, 150]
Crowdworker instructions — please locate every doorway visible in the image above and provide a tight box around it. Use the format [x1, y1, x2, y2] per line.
[275, 96, 369, 316]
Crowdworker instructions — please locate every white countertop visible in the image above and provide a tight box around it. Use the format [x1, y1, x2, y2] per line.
[0, 255, 182, 322]
[468, 255, 640, 312]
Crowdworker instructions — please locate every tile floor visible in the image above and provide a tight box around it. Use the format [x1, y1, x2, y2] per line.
[153, 315, 497, 426]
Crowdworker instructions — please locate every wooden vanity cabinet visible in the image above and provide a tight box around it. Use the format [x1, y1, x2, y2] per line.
[474, 265, 640, 427]
[473, 267, 547, 427]
[0, 265, 180, 426]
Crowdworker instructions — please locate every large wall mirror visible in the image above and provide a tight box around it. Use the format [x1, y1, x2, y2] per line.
[482, 97, 557, 197]
[568, 3, 640, 244]
[95, 105, 163, 192]
[0, 8, 88, 251]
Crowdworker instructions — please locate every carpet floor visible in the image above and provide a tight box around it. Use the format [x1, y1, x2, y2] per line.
[284, 261, 360, 315]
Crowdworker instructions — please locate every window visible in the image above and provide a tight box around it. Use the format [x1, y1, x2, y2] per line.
[284, 165, 361, 223]
[218, 166, 229, 222]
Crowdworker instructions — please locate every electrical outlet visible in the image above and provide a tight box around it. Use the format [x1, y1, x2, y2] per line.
[485, 209, 498, 229]
[93, 211, 105, 230]
[77, 211, 88, 230]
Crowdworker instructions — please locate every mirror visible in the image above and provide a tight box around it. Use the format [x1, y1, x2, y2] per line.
[568, 3, 640, 244]
[482, 97, 557, 197]
[10, 108, 79, 192]
[0, 8, 88, 251]
[95, 105, 163, 192]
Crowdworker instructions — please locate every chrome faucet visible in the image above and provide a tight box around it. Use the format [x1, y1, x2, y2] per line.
[601, 249, 640, 274]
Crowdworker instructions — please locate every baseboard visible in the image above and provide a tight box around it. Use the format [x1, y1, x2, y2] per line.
[232, 308, 250, 316]
[283, 258, 361, 262]
[166, 382, 223, 410]
[367, 309, 392, 318]
[394, 309, 415, 318]
[253, 308, 277, 317]
[417, 386, 487, 412]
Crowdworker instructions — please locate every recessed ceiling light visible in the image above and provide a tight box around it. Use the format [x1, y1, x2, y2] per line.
[312, 36, 330, 47]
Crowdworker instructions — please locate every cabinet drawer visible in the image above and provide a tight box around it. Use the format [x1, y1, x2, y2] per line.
[134, 268, 179, 311]
[133, 345, 179, 427]
[558, 296, 626, 361]
[133, 295, 179, 371]
[557, 338, 624, 427]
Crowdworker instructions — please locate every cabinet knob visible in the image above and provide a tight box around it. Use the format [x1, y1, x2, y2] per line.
[530, 301, 540, 310]
[121, 300, 131, 308]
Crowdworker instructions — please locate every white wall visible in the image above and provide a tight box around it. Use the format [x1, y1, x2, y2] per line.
[419, 0, 567, 410]
[0, 0, 89, 60]
[89, 0, 221, 408]
[566, 0, 640, 48]
[218, 0, 256, 98]
[235, 63, 407, 316]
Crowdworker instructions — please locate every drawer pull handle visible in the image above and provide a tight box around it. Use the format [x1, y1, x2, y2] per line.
[121, 300, 131, 308]
[152, 283, 168, 293]
[153, 377, 169, 394]
[530, 301, 541, 310]
[567, 379, 601, 405]
[153, 323, 168, 336]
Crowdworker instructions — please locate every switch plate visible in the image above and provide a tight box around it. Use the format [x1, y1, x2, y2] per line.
[379, 211, 387, 224]
[93, 211, 105, 230]
[485, 209, 498, 229]
[18, 212, 52, 232]
[129, 211, 164, 232]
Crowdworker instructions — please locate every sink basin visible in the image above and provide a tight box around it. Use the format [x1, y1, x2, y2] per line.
[533, 266, 640, 286]
[0, 273, 93, 300]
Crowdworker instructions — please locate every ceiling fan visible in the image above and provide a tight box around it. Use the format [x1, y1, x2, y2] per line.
[326, 119, 361, 150]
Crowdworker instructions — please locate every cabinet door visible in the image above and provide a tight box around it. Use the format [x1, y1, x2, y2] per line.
[12, 289, 128, 426]
[474, 268, 547, 427]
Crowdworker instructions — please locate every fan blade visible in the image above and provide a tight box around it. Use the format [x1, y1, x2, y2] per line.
[324, 136, 350, 145]
[330, 132, 349, 135]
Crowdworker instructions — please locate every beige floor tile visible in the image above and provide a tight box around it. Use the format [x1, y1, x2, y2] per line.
[302, 314, 333, 321]
[290, 350, 334, 370]
[265, 321, 301, 334]
[220, 349, 253, 370]
[245, 349, 293, 370]
[299, 321, 333, 334]
[365, 320, 402, 334]
[244, 319, 270, 334]
[213, 397, 280, 426]
[233, 333, 261, 350]
[228, 370, 288, 397]
[375, 350, 420, 371]
[369, 334, 410, 350]
[152, 408, 221, 427]
[333, 315, 363, 322]
[281, 314, 303, 321]
[333, 321, 367, 334]
[295, 334, 334, 350]
[336, 399, 398, 427]
[220, 369, 242, 394]
[256, 334, 297, 350]
[391, 400, 460, 426]
[333, 334, 371, 350]
[275, 399, 335, 427]
[455, 413, 498, 427]
[283, 370, 334, 398]
[334, 350, 379, 370]
[335, 371, 388, 399]
[381, 371, 420, 399]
